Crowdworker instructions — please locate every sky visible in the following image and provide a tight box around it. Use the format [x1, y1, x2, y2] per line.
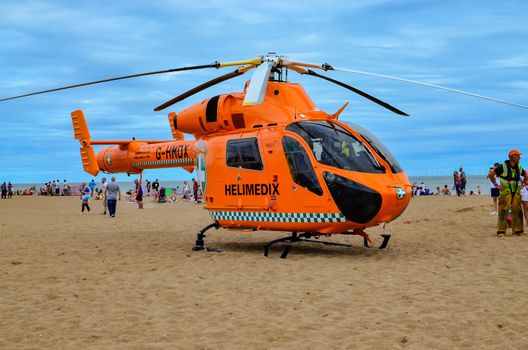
[0, 0, 527, 183]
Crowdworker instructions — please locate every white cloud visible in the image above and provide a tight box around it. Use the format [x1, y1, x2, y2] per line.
[488, 55, 528, 69]
[507, 81, 528, 90]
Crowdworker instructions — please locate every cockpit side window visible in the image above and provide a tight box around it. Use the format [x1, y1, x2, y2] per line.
[282, 136, 323, 196]
[343, 122, 404, 173]
[286, 121, 385, 174]
[226, 138, 263, 170]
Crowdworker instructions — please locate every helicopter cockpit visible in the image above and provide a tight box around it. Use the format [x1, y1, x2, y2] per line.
[285, 121, 386, 174]
[342, 122, 404, 174]
[284, 120, 406, 224]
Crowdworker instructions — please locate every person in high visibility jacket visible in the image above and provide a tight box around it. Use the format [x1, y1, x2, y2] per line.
[492, 149, 526, 236]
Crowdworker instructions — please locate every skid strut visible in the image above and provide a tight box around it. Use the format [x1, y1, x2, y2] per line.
[379, 234, 392, 249]
[192, 222, 221, 252]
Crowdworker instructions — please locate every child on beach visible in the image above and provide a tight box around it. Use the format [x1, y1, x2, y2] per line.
[81, 183, 91, 213]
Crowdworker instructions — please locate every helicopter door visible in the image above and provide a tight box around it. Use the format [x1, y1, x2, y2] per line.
[281, 136, 325, 207]
[223, 136, 268, 210]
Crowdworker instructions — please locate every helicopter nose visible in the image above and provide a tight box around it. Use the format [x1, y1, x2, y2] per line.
[322, 172, 382, 224]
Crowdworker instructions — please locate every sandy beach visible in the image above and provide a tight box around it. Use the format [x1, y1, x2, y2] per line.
[1, 195, 528, 349]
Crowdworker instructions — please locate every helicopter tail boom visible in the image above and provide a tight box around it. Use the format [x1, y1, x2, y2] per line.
[71, 109, 197, 176]
[95, 139, 197, 174]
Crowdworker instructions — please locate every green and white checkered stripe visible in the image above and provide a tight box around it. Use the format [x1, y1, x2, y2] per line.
[132, 158, 194, 167]
[210, 211, 348, 223]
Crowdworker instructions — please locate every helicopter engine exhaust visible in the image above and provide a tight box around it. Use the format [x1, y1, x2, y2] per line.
[174, 94, 247, 136]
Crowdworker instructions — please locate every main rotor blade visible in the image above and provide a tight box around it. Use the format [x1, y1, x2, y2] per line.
[281, 59, 333, 71]
[305, 69, 409, 116]
[154, 68, 246, 112]
[335, 67, 528, 111]
[243, 61, 274, 106]
[0, 64, 220, 103]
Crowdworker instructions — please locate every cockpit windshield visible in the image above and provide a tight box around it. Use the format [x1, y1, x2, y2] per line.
[286, 121, 385, 174]
[343, 122, 404, 173]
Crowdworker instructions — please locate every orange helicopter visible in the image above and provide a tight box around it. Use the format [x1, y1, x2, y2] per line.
[2, 53, 527, 257]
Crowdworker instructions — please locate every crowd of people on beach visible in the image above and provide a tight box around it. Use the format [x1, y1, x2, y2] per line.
[1, 180, 70, 197]
[0, 177, 205, 202]
[40, 180, 73, 196]
[76, 177, 203, 217]
[0, 179, 75, 197]
[412, 168, 481, 197]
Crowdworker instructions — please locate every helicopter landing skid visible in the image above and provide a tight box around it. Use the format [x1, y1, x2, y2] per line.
[192, 222, 221, 252]
[264, 232, 355, 258]
[264, 232, 392, 258]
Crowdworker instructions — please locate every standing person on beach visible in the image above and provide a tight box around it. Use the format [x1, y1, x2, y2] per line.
[105, 177, 121, 218]
[521, 176, 528, 228]
[80, 183, 91, 213]
[182, 181, 191, 200]
[100, 177, 108, 215]
[152, 179, 159, 194]
[459, 167, 467, 195]
[62, 179, 69, 196]
[192, 178, 199, 202]
[88, 179, 96, 196]
[453, 171, 462, 196]
[493, 150, 526, 236]
[487, 163, 500, 215]
[1, 182, 7, 199]
[134, 178, 144, 209]
[146, 179, 151, 195]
